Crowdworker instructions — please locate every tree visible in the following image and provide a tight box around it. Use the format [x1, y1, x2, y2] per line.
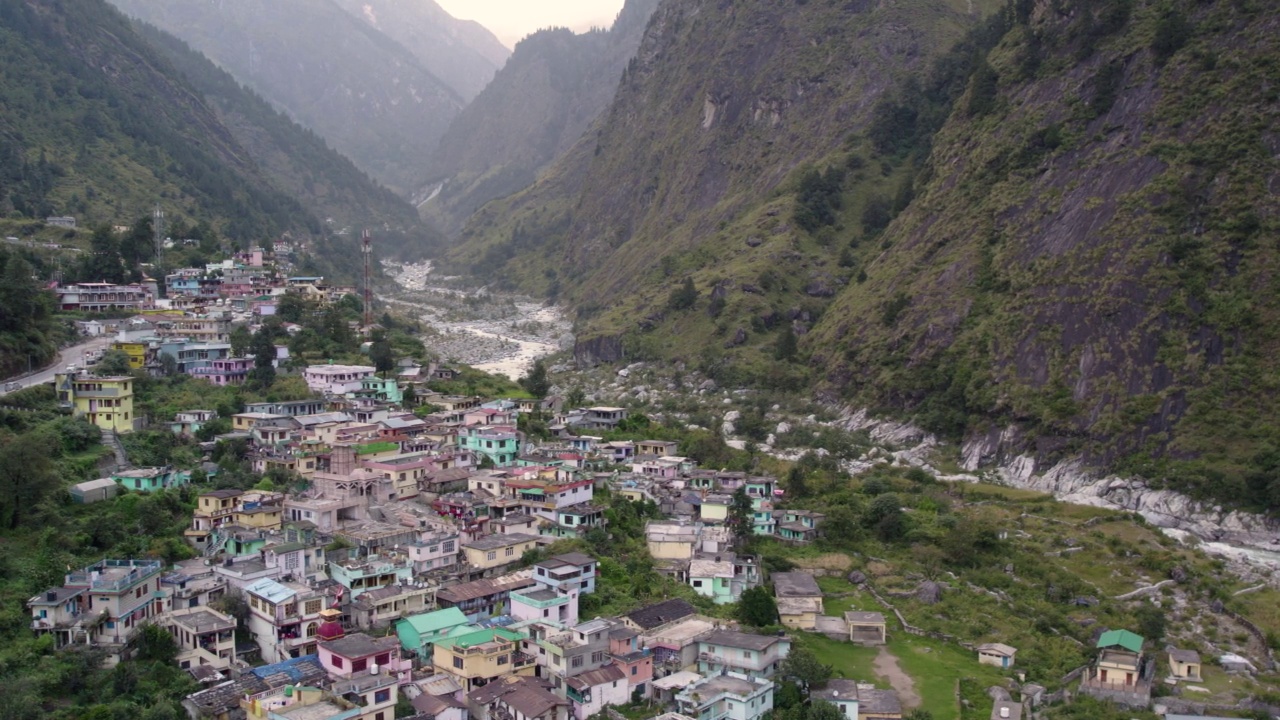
[229, 325, 251, 358]
[737, 586, 778, 627]
[250, 328, 276, 387]
[727, 488, 754, 544]
[786, 465, 809, 499]
[775, 325, 798, 361]
[566, 387, 585, 408]
[807, 701, 845, 720]
[667, 277, 697, 311]
[132, 622, 179, 664]
[779, 646, 833, 694]
[94, 349, 133, 376]
[82, 225, 126, 283]
[369, 339, 394, 376]
[520, 359, 551, 398]
[1135, 603, 1166, 643]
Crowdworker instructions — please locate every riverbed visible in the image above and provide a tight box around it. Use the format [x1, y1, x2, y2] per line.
[382, 261, 570, 381]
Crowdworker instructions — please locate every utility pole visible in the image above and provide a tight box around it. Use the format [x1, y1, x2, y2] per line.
[362, 229, 373, 328]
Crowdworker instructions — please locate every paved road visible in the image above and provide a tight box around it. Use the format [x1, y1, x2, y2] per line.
[0, 335, 118, 396]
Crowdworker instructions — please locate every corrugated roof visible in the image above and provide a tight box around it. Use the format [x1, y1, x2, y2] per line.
[401, 608, 469, 636]
[1096, 629, 1144, 652]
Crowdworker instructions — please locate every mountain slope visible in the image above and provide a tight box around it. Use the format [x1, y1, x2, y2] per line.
[132, 21, 431, 242]
[0, 0, 315, 242]
[420, 0, 659, 235]
[455, 0, 1280, 506]
[446, 0, 996, 298]
[332, 0, 509, 102]
[804, 0, 1280, 502]
[109, 0, 463, 195]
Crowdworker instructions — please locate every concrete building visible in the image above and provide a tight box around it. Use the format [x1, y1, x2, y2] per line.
[695, 629, 790, 679]
[28, 558, 165, 662]
[675, 672, 774, 720]
[55, 372, 135, 433]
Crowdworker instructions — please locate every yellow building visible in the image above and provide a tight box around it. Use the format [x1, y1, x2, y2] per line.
[110, 340, 150, 370]
[432, 627, 534, 692]
[461, 533, 542, 571]
[55, 373, 135, 434]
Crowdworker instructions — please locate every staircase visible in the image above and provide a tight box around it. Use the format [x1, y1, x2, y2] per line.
[204, 534, 229, 558]
[103, 431, 131, 471]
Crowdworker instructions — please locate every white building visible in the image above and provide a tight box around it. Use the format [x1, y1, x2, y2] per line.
[675, 672, 774, 720]
[304, 364, 376, 394]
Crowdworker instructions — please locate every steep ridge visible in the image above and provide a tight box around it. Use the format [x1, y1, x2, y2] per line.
[0, 0, 311, 241]
[109, 0, 464, 195]
[448, 0, 998, 312]
[331, 0, 510, 102]
[420, 0, 659, 235]
[450, 0, 1280, 509]
[806, 0, 1280, 505]
[132, 21, 436, 250]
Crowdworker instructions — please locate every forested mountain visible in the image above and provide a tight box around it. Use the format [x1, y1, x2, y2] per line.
[331, 0, 510, 102]
[0, 0, 316, 241]
[109, 0, 464, 196]
[448, 0, 1280, 506]
[132, 22, 431, 241]
[420, 0, 659, 235]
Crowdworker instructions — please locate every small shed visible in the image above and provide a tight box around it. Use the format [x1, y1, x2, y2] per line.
[1167, 647, 1202, 681]
[845, 610, 887, 645]
[977, 642, 1018, 669]
[70, 478, 119, 504]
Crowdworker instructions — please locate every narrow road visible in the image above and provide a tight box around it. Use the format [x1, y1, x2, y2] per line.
[0, 334, 117, 396]
[873, 646, 922, 709]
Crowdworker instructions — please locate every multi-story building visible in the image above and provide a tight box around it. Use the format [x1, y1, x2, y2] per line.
[319, 632, 411, 720]
[304, 364, 376, 394]
[190, 357, 252, 386]
[695, 630, 791, 679]
[54, 372, 135, 433]
[395, 607, 470, 661]
[468, 676, 569, 720]
[524, 618, 612, 681]
[164, 605, 237, 675]
[675, 672, 774, 720]
[328, 553, 414, 600]
[608, 626, 653, 698]
[244, 577, 335, 663]
[462, 533, 542, 574]
[565, 665, 629, 720]
[155, 315, 230, 343]
[533, 553, 597, 595]
[433, 627, 535, 692]
[55, 282, 150, 311]
[511, 586, 578, 626]
[435, 574, 536, 622]
[688, 553, 760, 605]
[405, 529, 460, 575]
[457, 426, 520, 467]
[28, 559, 165, 662]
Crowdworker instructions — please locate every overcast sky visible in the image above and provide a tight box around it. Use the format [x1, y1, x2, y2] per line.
[436, 0, 626, 47]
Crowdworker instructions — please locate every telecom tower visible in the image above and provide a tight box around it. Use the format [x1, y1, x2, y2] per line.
[362, 229, 373, 327]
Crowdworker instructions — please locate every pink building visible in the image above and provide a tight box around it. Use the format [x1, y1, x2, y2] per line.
[190, 357, 251, 386]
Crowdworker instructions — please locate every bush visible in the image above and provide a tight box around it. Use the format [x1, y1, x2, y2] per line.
[1151, 5, 1191, 62]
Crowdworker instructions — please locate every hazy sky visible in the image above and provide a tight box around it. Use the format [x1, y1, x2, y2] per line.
[436, 0, 626, 47]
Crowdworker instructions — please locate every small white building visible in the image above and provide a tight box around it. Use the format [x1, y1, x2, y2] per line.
[675, 672, 773, 720]
[811, 679, 860, 720]
[977, 643, 1018, 669]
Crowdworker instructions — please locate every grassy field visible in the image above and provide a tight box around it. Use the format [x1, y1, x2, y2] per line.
[792, 632, 879, 682]
[888, 635, 1008, 720]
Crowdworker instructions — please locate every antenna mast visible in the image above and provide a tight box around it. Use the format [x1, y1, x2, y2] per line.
[153, 204, 165, 261]
[362, 229, 373, 328]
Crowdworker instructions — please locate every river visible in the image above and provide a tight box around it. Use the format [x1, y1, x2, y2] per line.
[381, 261, 570, 381]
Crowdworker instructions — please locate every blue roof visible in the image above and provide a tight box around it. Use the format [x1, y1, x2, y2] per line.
[245, 577, 296, 603]
[250, 653, 321, 682]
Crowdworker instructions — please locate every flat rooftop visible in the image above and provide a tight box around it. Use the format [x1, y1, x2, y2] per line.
[171, 610, 234, 633]
[280, 700, 352, 720]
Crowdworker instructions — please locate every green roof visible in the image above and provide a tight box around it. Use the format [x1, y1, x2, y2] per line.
[401, 608, 469, 636]
[1096, 629, 1144, 652]
[434, 627, 523, 650]
[357, 442, 398, 455]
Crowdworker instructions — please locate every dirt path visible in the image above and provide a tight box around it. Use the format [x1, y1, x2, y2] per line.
[873, 646, 922, 709]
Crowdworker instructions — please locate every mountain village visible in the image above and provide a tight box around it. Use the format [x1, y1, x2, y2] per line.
[21, 244, 1252, 720]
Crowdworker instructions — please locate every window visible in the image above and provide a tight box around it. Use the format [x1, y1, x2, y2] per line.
[497, 654, 509, 665]
[453, 656, 464, 669]
[376, 653, 390, 665]
[487, 551, 497, 561]
[631, 666, 638, 676]
[693, 580, 703, 588]
[505, 547, 514, 557]
[743, 650, 752, 659]
[353, 659, 368, 672]
[332, 656, 344, 669]
[591, 652, 604, 663]
[374, 689, 391, 704]
[305, 599, 322, 615]
[443, 541, 455, 552]
[572, 656, 583, 668]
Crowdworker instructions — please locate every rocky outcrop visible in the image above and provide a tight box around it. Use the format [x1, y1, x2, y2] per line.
[574, 335, 626, 367]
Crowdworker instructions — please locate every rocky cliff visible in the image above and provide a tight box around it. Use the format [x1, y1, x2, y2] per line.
[420, 0, 659, 235]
